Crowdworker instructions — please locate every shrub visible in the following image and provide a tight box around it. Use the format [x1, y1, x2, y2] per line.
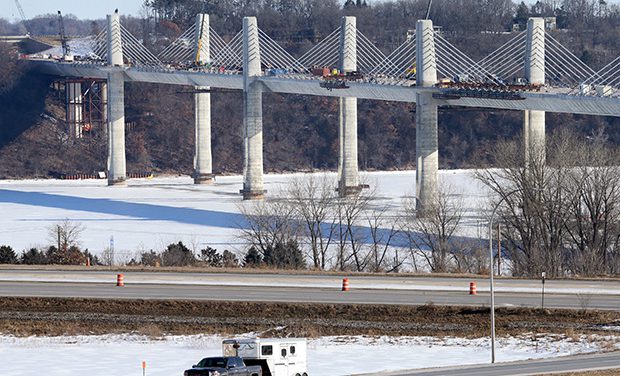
[139, 250, 161, 267]
[45, 245, 85, 265]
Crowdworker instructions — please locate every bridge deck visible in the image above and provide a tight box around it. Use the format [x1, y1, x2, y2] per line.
[29, 60, 620, 117]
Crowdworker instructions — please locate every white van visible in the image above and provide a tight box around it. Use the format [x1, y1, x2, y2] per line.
[222, 338, 308, 376]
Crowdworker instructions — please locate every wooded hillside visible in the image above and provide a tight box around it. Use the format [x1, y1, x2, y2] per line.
[0, 0, 619, 178]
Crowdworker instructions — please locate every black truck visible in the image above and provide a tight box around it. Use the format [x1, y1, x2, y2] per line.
[184, 356, 262, 376]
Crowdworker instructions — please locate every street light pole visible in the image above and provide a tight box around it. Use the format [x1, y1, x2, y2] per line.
[488, 187, 525, 364]
[488, 213, 497, 364]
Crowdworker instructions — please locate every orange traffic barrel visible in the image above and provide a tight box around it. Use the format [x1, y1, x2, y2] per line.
[469, 281, 477, 295]
[117, 274, 125, 287]
[342, 278, 350, 292]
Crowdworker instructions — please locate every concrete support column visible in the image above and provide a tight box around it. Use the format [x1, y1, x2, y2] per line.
[107, 71, 126, 185]
[67, 82, 83, 138]
[193, 14, 214, 184]
[107, 11, 123, 67]
[415, 19, 439, 211]
[240, 17, 265, 200]
[101, 81, 108, 135]
[338, 16, 361, 196]
[524, 17, 546, 164]
[106, 11, 126, 186]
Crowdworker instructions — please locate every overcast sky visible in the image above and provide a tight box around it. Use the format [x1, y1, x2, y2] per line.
[3, 0, 146, 21]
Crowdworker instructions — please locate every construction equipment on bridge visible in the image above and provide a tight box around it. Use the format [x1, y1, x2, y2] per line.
[14, 0, 30, 35]
[57, 10, 73, 62]
[317, 67, 363, 90]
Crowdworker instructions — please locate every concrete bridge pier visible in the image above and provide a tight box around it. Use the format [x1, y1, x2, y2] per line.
[193, 14, 214, 184]
[524, 17, 546, 165]
[338, 16, 362, 197]
[106, 11, 126, 186]
[415, 19, 439, 211]
[67, 81, 83, 138]
[240, 17, 265, 200]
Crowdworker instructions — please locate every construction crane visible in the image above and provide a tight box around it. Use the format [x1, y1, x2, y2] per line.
[57, 10, 73, 61]
[425, 0, 433, 19]
[14, 0, 30, 35]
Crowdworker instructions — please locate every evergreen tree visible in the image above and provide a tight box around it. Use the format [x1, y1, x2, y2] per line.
[514, 1, 530, 27]
[243, 246, 263, 267]
[0, 245, 17, 264]
[264, 240, 305, 269]
[21, 248, 47, 265]
[222, 250, 239, 268]
[200, 247, 223, 267]
[162, 241, 195, 266]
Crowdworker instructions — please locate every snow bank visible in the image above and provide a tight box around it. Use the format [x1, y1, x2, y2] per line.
[0, 333, 613, 376]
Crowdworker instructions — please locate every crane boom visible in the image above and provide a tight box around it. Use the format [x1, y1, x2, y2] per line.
[14, 0, 29, 35]
[425, 0, 433, 19]
[57, 11, 71, 58]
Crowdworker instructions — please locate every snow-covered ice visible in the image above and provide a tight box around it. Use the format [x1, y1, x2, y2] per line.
[0, 334, 613, 376]
[0, 170, 488, 259]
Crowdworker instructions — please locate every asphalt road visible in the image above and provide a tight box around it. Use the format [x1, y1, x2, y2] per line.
[358, 351, 620, 376]
[0, 280, 619, 310]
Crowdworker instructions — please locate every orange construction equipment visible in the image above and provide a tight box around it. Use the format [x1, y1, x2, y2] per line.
[342, 278, 350, 292]
[117, 274, 125, 287]
[469, 281, 477, 295]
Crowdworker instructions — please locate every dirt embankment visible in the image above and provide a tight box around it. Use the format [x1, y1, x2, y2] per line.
[2, 297, 620, 338]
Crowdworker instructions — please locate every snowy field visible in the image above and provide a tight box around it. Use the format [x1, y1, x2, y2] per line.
[0, 333, 613, 376]
[0, 170, 489, 259]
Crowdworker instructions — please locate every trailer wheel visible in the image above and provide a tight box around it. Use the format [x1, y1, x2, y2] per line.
[303, 373, 308, 376]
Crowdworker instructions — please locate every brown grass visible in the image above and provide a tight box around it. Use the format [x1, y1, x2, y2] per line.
[1, 297, 619, 338]
[538, 370, 620, 376]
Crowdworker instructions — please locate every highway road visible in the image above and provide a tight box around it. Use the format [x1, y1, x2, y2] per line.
[0, 270, 618, 309]
[359, 351, 620, 376]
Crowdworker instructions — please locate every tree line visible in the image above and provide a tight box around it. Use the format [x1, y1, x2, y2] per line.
[1, 127, 618, 278]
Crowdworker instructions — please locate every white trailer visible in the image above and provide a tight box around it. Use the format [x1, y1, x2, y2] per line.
[223, 338, 308, 376]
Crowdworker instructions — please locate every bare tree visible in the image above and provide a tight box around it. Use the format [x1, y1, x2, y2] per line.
[334, 186, 376, 272]
[564, 131, 620, 276]
[48, 219, 85, 252]
[366, 206, 401, 272]
[402, 185, 464, 273]
[287, 174, 338, 270]
[238, 195, 300, 258]
[476, 131, 583, 277]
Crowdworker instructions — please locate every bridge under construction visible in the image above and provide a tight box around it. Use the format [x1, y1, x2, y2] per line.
[24, 11, 620, 208]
